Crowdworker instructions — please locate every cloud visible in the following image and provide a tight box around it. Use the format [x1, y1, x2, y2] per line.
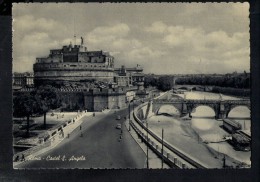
[144, 21, 167, 34]
[13, 32, 60, 72]
[12, 3, 250, 74]
[127, 47, 165, 60]
[163, 26, 204, 48]
[13, 15, 58, 33]
[86, 23, 130, 45]
[111, 38, 142, 51]
[144, 21, 249, 73]
[12, 15, 70, 72]
[13, 56, 36, 73]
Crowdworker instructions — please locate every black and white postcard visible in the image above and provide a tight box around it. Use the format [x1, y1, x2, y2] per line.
[11, 3, 251, 170]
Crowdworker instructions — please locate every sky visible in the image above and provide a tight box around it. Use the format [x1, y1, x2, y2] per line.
[12, 3, 250, 74]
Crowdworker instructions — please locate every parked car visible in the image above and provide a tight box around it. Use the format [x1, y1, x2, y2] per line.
[116, 115, 121, 120]
[116, 123, 121, 129]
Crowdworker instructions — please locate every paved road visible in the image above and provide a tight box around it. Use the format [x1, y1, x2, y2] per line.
[16, 108, 146, 169]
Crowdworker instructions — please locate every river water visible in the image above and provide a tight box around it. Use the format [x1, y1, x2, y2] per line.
[144, 91, 251, 168]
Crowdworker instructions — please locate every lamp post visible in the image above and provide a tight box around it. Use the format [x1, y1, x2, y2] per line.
[223, 154, 226, 168]
[128, 101, 131, 131]
[146, 120, 149, 169]
[161, 128, 164, 169]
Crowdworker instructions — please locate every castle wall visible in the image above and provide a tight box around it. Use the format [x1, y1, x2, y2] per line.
[84, 95, 94, 111]
[63, 52, 78, 62]
[78, 53, 91, 62]
[93, 95, 108, 111]
[36, 54, 62, 63]
[54, 89, 127, 112]
[117, 95, 127, 109]
[34, 62, 115, 71]
[108, 95, 119, 109]
[35, 70, 114, 77]
[90, 56, 105, 63]
[34, 62, 115, 86]
[58, 92, 85, 111]
[51, 54, 63, 63]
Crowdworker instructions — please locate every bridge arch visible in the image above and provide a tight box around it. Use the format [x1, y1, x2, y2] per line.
[190, 104, 216, 117]
[226, 105, 251, 118]
[155, 104, 182, 116]
[178, 86, 189, 91]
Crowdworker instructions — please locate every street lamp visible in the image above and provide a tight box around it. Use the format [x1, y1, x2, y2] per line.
[128, 101, 131, 131]
[222, 154, 226, 168]
[146, 120, 149, 169]
[161, 128, 164, 169]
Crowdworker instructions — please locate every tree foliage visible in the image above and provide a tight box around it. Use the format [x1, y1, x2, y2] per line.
[144, 72, 250, 92]
[32, 85, 61, 113]
[13, 92, 39, 118]
[13, 92, 39, 137]
[157, 76, 175, 91]
[13, 85, 61, 131]
[32, 85, 61, 128]
[175, 73, 250, 88]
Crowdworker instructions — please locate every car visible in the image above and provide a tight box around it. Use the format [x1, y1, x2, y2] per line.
[116, 123, 121, 129]
[116, 115, 121, 120]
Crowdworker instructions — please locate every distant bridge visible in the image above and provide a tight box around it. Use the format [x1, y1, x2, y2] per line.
[152, 98, 250, 119]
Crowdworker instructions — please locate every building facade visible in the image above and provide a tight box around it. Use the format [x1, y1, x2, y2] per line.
[13, 72, 34, 87]
[14, 42, 147, 111]
[33, 43, 115, 86]
[33, 43, 145, 89]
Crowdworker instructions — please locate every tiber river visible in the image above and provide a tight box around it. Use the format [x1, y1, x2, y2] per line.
[143, 91, 251, 168]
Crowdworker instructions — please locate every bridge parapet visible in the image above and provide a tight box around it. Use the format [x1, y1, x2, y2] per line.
[152, 98, 250, 119]
[153, 99, 250, 104]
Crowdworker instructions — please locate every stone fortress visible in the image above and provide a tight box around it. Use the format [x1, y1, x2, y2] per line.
[34, 43, 115, 85]
[14, 38, 147, 111]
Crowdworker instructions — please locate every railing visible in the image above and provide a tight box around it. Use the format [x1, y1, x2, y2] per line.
[13, 140, 51, 162]
[130, 120, 187, 169]
[13, 111, 87, 162]
[132, 104, 207, 169]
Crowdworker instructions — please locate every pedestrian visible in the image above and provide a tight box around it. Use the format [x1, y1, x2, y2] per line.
[80, 125, 82, 130]
[21, 154, 25, 161]
[68, 133, 70, 138]
[15, 155, 19, 162]
[61, 129, 64, 138]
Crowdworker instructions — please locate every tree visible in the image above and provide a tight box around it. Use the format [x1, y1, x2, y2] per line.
[13, 92, 39, 137]
[33, 85, 61, 129]
[158, 76, 174, 91]
[144, 75, 158, 88]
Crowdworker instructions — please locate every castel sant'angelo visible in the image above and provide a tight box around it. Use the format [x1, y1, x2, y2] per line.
[23, 38, 147, 111]
[33, 38, 144, 89]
